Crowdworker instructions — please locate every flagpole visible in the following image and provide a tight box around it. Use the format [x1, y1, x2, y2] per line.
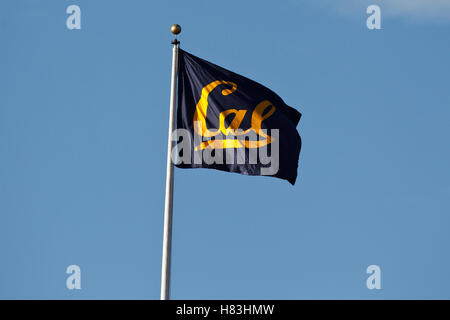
[161, 24, 181, 300]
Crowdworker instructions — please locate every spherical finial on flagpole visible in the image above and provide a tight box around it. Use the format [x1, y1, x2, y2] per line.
[170, 24, 181, 35]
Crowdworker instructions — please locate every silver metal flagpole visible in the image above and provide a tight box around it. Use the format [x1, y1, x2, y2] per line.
[160, 24, 181, 300]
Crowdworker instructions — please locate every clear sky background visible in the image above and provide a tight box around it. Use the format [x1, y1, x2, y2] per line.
[1, 0, 449, 299]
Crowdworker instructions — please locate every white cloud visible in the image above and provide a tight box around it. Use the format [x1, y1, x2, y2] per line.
[385, 0, 450, 19]
[315, 0, 450, 22]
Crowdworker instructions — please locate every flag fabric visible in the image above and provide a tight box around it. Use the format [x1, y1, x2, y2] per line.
[175, 49, 302, 185]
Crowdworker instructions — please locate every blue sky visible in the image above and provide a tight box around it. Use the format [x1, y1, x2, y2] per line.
[1, 0, 449, 299]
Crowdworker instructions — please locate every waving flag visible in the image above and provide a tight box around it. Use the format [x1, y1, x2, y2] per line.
[174, 49, 302, 185]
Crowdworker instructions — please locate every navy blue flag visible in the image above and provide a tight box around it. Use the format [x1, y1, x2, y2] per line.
[175, 49, 302, 185]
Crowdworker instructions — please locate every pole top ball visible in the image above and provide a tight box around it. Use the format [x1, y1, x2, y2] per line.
[171, 24, 181, 35]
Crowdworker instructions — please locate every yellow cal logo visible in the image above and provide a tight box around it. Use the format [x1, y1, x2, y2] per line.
[193, 80, 276, 150]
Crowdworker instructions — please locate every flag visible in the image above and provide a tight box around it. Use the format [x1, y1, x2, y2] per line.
[175, 49, 302, 185]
